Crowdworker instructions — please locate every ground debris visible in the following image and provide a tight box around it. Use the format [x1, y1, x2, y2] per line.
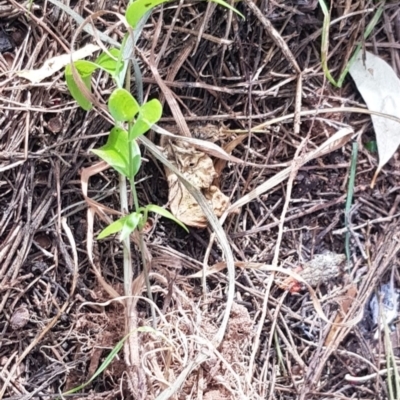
[278, 251, 346, 293]
[164, 140, 230, 228]
[1, 0, 400, 398]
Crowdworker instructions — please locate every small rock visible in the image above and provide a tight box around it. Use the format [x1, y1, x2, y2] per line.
[10, 305, 30, 330]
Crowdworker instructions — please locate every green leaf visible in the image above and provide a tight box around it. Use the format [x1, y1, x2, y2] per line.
[91, 127, 130, 177]
[92, 127, 142, 180]
[97, 212, 142, 240]
[95, 48, 122, 76]
[65, 60, 97, 110]
[65, 71, 92, 110]
[120, 213, 142, 240]
[209, 0, 244, 19]
[131, 155, 141, 177]
[318, 0, 339, 87]
[126, 0, 170, 29]
[63, 332, 126, 395]
[129, 99, 163, 140]
[114, 34, 130, 87]
[145, 204, 188, 232]
[108, 88, 140, 122]
[68, 59, 98, 77]
[97, 217, 126, 239]
[126, 0, 243, 29]
[129, 140, 142, 179]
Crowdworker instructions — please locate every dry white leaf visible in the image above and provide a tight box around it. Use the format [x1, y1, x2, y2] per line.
[349, 51, 400, 185]
[16, 43, 100, 83]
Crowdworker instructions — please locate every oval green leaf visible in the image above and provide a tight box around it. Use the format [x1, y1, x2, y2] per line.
[95, 48, 122, 76]
[129, 99, 163, 140]
[120, 213, 143, 241]
[65, 60, 97, 111]
[130, 140, 142, 179]
[68, 60, 98, 77]
[108, 88, 140, 122]
[91, 127, 130, 177]
[126, 0, 170, 29]
[98, 216, 127, 239]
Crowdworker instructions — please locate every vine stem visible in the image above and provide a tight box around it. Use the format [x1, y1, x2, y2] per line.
[128, 126, 156, 327]
[130, 176, 157, 328]
[119, 173, 132, 300]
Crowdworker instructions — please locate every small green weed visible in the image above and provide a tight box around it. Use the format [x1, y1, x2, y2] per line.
[65, 49, 187, 240]
[66, 59, 187, 237]
[65, 0, 241, 238]
[63, 0, 241, 395]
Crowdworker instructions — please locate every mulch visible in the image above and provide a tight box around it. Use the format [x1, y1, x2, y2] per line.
[1, 0, 400, 399]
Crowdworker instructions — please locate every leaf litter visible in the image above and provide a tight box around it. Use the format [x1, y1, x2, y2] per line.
[16, 43, 100, 83]
[2, 1, 400, 399]
[349, 50, 400, 186]
[163, 140, 230, 228]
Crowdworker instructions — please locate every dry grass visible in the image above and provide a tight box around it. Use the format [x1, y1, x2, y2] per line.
[1, 0, 400, 399]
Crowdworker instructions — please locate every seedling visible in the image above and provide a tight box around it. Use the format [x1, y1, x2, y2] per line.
[64, 2, 192, 355]
[63, 0, 242, 395]
[91, 86, 188, 239]
[64, 0, 241, 238]
[66, 68, 187, 238]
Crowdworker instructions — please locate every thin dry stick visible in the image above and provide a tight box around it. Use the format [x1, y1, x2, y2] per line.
[333, 212, 400, 234]
[293, 70, 303, 135]
[0, 352, 25, 397]
[202, 236, 213, 306]
[272, 73, 305, 267]
[148, 48, 191, 138]
[345, 368, 393, 383]
[299, 226, 400, 399]
[194, 1, 217, 54]
[263, 292, 288, 396]
[24, 91, 30, 160]
[223, 127, 353, 214]
[9, 0, 71, 52]
[242, 0, 301, 74]
[247, 274, 275, 383]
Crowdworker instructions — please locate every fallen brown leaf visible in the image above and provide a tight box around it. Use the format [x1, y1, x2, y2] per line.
[164, 141, 230, 228]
